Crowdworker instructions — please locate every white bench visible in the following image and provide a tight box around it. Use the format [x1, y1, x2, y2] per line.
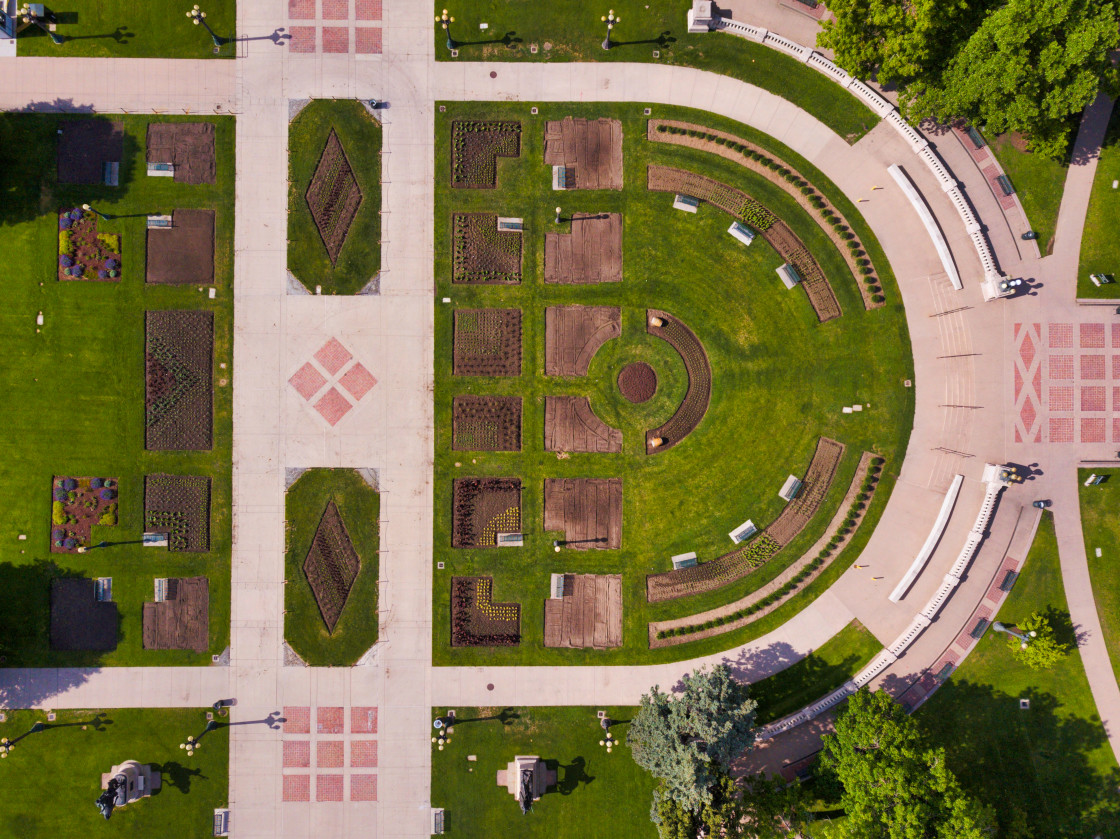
[672, 551, 698, 569]
[775, 263, 802, 289]
[728, 520, 757, 543]
[779, 475, 802, 501]
[496, 532, 523, 547]
[673, 194, 700, 213]
[727, 222, 755, 245]
[497, 217, 524, 231]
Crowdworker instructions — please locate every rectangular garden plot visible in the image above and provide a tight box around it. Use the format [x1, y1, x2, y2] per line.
[452, 478, 521, 548]
[452, 395, 522, 451]
[543, 574, 622, 649]
[142, 576, 209, 652]
[544, 117, 623, 190]
[544, 305, 620, 376]
[304, 499, 361, 634]
[544, 396, 622, 453]
[451, 576, 520, 647]
[451, 120, 521, 189]
[543, 478, 622, 549]
[144, 474, 211, 553]
[146, 122, 216, 184]
[50, 578, 118, 651]
[145, 309, 213, 451]
[453, 309, 521, 376]
[58, 207, 121, 281]
[56, 119, 123, 185]
[146, 209, 215, 285]
[544, 212, 622, 284]
[451, 213, 522, 284]
[51, 476, 118, 553]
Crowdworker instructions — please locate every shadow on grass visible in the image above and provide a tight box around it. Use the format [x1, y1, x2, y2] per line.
[154, 761, 206, 795]
[553, 755, 594, 795]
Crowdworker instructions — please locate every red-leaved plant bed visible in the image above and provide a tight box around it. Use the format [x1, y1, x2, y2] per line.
[58, 208, 121, 282]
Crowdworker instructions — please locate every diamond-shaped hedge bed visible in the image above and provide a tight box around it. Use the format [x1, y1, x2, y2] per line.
[304, 499, 361, 633]
[306, 129, 363, 266]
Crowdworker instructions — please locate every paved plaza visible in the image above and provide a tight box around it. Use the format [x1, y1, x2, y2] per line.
[0, 0, 1118, 835]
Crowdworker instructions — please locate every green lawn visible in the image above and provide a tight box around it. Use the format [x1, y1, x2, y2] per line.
[16, 0, 236, 59]
[0, 708, 228, 838]
[287, 100, 383, 295]
[0, 114, 234, 667]
[918, 513, 1120, 838]
[1078, 107, 1120, 298]
[433, 101, 913, 666]
[1079, 467, 1120, 686]
[430, 706, 658, 838]
[432, 0, 876, 143]
[988, 132, 1066, 255]
[284, 468, 380, 665]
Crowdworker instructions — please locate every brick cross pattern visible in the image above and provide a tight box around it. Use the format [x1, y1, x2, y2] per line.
[287, 0, 382, 54]
[289, 338, 377, 427]
[281, 706, 378, 802]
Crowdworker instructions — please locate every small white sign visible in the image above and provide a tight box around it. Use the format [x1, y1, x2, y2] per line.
[480, 22, 489, 29]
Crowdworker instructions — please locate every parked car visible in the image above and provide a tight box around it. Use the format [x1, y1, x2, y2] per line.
[1032, 500, 1051, 509]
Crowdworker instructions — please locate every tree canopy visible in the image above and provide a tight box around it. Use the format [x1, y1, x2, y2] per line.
[819, 688, 994, 838]
[1008, 611, 1071, 669]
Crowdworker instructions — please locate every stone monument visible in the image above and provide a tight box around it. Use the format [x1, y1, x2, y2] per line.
[495, 755, 557, 813]
[687, 0, 716, 32]
[96, 760, 161, 819]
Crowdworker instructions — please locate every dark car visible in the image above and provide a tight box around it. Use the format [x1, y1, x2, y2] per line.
[1032, 500, 1051, 509]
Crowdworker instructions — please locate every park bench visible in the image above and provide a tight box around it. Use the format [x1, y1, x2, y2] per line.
[965, 125, 985, 149]
[497, 217, 523, 232]
[102, 162, 119, 187]
[146, 161, 175, 178]
[728, 519, 757, 544]
[775, 262, 802, 289]
[995, 174, 1014, 196]
[778, 475, 802, 501]
[999, 570, 1018, 592]
[671, 551, 698, 569]
[95, 577, 112, 602]
[969, 617, 989, 639]
[146, 214, 173, 229]
[673, 194, 700, 213]
[727, 221, 755, 246]
[213, 809, 230, 836]
[1090, 273, 1114, 286]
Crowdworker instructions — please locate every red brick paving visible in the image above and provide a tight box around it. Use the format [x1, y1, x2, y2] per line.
[289, 362, 327, 401]
[350, 774, 378, 801]
[339, 362, 377, 400]
[1048, 355, 1074, 379]
[322, 0, 348, 18]
[1113, 355, 1120, 379]
[288, 0, 314, 18]
[317, 774, 344, 802]
[355, 0, 381, 19]
[1114, 418, 1120, 443]
[1081, 355, 1106, 380]
[351, 707, 378, 734]
[1048, 385, 1073, 412]
[322, 26, 349, 53]
[351, 739, 378, 767]
[314, 387, 353, 426]
[317, 740, 345, 768]
[283, 706, 311, 734]
[315, 338, 353, 375]
[1049, 417, 1074, 443]
[1019, 332, 1036, 368]
[283, 740, 311, 767]
[1019, 399, 1036, 430]
[1114, 323, 1120, 348]
[282, 774, 310, 802]
[1114, 387, 1120, 411]
[1081, 386, 1106, 412]
[289, 26, 316, 53]
[355, 27, 383, 54]
[1082, 418, 1106, 443]
[1049, 323, 1073, 348]
[1081, 323, 1106, 348]
[317, 706, 345, 734]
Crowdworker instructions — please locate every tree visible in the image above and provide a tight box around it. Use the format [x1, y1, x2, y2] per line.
[819, 688, 994, 838]
[628, 665, 758, 812]
[651, 772, 808, 839]
[1008, 611, 1070, 670]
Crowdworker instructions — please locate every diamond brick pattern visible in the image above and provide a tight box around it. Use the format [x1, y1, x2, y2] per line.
[283, 775, 310, 802]
[314, 387, 353, 426]
[351, 707, 378, 734]
[317, 740, 344, 768]
[1019, 398, 1036, 430]
[321, 0, 348, 18]
[339, 362, 377, 400]
[284, 707, 311, 734]
[1081, 355, 1106, 380]
[1049, 417, 1074, 443]
[322, 26, 349, 53]
[1081, 386, 1106, 412]
[1081, 323, 1106, 348]
[1048, 385, 1073, 412]
[355, 0, 381, 19]
[1019, 332, 1036, 369]
[1049, 355, 1074, 379]
[283, 740, 311, 767]
[1014, 364, 1023, 401]
[317, 707, 344, 734]
[315, 338, 353, 375]
[289, 362, 327, 401]
[351, 774, 378, 801]
[317, 774, 344, 802]
[355, 26, 383, 54]
[1049, 323, 1073, 348]
[351, 739, 378, 767]
[1082, 418, 1106, 443]
[289, 26, 315, 52]
[288, 0, 314, 18]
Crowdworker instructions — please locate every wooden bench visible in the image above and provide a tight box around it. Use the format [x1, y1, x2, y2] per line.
[995, 174, 1014, 196]
[671, 552, 698, 569]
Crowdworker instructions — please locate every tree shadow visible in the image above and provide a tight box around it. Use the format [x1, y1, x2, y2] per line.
[553, 755, 594, 795]
[152, 761, 205, 795]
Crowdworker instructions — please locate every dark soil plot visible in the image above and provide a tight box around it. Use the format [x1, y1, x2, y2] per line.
[56, 119, 123, 185]
[451, 120, 521, 188]
[142, 576, 209, 652]
[145, 310, 213, 451]
[450, 576, 520, 647]
[50, 578, 117, 651]
[57, 208, 121, 282]
[544, 116, 624, 190]
[543, 478, 623, 549]
[451, 213, 522, 284]
[305, 130, 363, 265]
[543, 305, 620, 376]
[765, 436, 845, 546]
[452, 478, 521, 548]
[543, 212, 622, 284]
[543, 574, 622, 649]
[146, 122, 216, 184]
[50, 476, 118, 553]
[646, 310, 711, 454]
[618, 361, 657, 403]
[144, 474, 211, 553]
[303, 499, 362, 634]
[543, 396, 622, 453]
[452, 395, 522, 451]
[146, 209, 215, 285]
[453, 308, 522, 376]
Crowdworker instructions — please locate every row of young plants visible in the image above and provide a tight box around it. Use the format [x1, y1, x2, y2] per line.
[656, 457, 885, 640]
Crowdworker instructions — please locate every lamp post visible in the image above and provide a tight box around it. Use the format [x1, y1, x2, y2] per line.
[600, 9, 619, 51]
[435, 9, 456, 51]
[82, 203, 113, 221]
[187, 5, 222, 48]
[992, 620, 1037, 650]
[554, 206, 562, 224]
[18, 4, 64, 45]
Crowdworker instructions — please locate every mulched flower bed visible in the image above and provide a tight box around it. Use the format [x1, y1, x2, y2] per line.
[544, 396, 623, 453]
[58, 208, 121, 282]
[306, 129, 363, 265]
[452, 308, 522, 376]
[145, 310, 214, 451]
[303, 499, 362, 633]
[543, 478, 623, 549]
[146, 122, 216, 184]
[144, 474, 211, 553]
[451, 120, 521, 188]
[451, 213, 522, 284]
[645, 310, 711, 454]
[543, 305, 621, 377]
[50, 476, 119, 553]
[146, 209, 215, 285]
[618, 362, 657, 403]
[452, 395, 522, 451]
[56, 119, 123, 185]
[142, 576, 209, 652]
[451, 478, 521, 548]
[450, 576, 520, 647]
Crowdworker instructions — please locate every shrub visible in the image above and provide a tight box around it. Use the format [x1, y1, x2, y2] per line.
[872, 294, 886, 303]
[63, 538, 78, 550]
[90, 478, 103, 489]
[99, 488, 117, 501]
[71, 265, 83, 277]
[62, 478, 77, 491]
[846, 241, 859, 251]
[59, 217, 72, 230]
[657, 124, 668, 133]
[869, 285, 882, 294]
[99, 506, 118, 526]
[51, 501, 66, 526]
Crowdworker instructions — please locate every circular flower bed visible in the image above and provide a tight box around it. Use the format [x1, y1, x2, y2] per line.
[617, 362, 658, 404]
